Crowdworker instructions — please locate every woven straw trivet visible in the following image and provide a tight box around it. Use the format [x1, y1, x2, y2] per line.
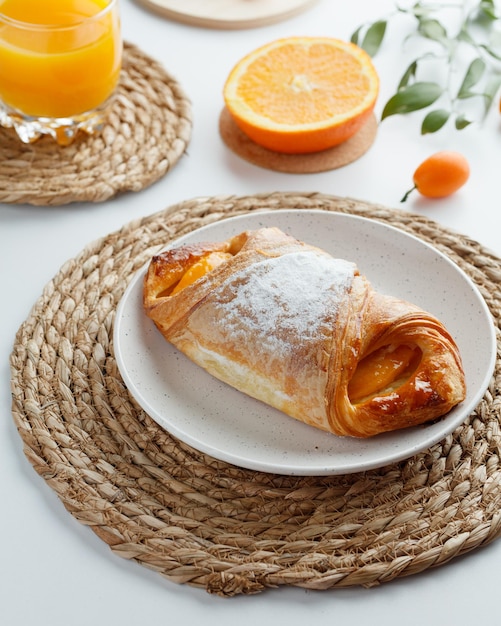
[0, 42, 192, 206]
[10, 193, 501, 597]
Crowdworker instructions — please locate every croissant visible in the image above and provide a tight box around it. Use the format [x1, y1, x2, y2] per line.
[143, 226, 466, 438]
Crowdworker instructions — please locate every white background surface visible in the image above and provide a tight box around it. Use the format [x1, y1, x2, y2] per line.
[1, 0, 500, 624]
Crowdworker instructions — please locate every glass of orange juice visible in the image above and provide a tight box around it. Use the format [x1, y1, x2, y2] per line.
[0, 0, 122, 145]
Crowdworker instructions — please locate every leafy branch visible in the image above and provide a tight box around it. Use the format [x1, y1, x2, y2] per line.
[351, 0, 501, 133]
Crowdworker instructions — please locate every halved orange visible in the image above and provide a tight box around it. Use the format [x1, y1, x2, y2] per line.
[223, 36, 379, 154]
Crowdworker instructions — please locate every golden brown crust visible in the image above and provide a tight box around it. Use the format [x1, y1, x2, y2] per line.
[144, 242, 231, 298]
[143, 227, 466, 438]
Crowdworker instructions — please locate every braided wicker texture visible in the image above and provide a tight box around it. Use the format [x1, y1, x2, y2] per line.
[0, 42, 192, 206]
[10, 193, 501, 597]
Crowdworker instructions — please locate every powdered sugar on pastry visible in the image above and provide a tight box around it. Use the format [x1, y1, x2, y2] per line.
[206, 250, 355, 358]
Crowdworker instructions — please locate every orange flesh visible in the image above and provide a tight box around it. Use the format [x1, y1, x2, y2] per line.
[170, 251, 232, 294]
[235, 42, 373, 125]
[223, 37, 379, 154]
[348, 344, 421, 403]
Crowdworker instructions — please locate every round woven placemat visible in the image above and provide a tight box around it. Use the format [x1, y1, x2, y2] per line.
[10, 193, 501, 597]
[0, 42, 192, 206]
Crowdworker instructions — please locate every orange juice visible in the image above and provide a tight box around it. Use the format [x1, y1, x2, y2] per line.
[0, 0, 122, 118]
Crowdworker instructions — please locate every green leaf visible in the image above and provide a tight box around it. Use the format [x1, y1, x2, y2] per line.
[410, 2, 434, 18]
[381, 82, 443, 120]
[455, 114, 473, 130]
[457, 58, 486, 98]
[421, 109, 450, 134]
[458, 27, 476, 46]
[350, 25, 363, 46]
[478, 0, 498, 20]
[479, 43, 501, 62]
[398, 60, 418, 90]
[417, 18, 448, 43]
[360, 20, 387, 57]
[481, 73, 501, 114]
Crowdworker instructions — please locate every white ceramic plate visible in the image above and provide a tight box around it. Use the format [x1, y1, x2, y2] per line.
[114, 210, 496, 475]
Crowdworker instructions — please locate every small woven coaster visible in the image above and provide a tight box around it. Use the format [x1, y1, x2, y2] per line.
[0, 42, 192, 206]
[219, 108, 378, 173]
[10, 193, 501, 597]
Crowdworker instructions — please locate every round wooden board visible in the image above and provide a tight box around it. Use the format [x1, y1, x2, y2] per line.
[135, 0, 319, 29]
[219, 107, 378, 173]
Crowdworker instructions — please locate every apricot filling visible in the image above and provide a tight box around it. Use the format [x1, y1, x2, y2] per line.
[170, 251, 233, 295]
[348, 344, 422, 403]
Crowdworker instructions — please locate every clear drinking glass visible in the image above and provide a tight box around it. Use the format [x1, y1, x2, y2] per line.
[0, 0, 122, 145]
